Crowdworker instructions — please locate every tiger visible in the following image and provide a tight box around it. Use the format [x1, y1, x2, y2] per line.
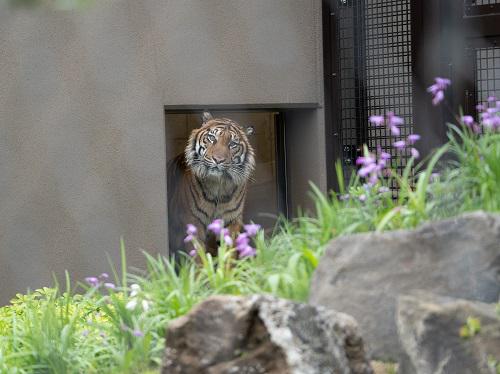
[167, 112, 255, 259]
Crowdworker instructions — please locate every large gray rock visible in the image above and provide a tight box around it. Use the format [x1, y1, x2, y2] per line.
[162, 295, 373, 374]
[309, 211, 500, 360]
[397, 291, 500, 374]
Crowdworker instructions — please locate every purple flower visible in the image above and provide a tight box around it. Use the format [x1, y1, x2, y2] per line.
[477, 104, 485, 112]
[339, 194, 350, 201]
[393, 140, 406, 149]
[132, 329, 144, 337]
[244, 223, 261, 237]
[223, 235, 233, 246]
[104, 282, 116, 290]
[487, 96, 497, 102]
[207, 219, 224, 235]
[189, 249, 196, 257]
[427, 77, 451, 93]
[358, 163, 377, 178]
[85, 277, 99, 287]
[432, 90, 444, 106]
[238, 245, 256, 258]
[427, 77, 451, 106]
[387, 112, 403, 135]
[368, 173, 379, 185]
[186, 224, 197, 236]
[236, 233, 250, 251]
[82, 329, 90, 337]
[407, 134, 421, 145]
[410, 148, 420, 159]
[184, 235, 194, 243]
[387, 112, 404, 126]
[390, 125, 400, 136]
[461, 115, 474, 127]
[356, 155, 376, 166]
[358, 194, 367, 202]
[99, 273, 109, 280]
[380, 151, 391, 161]
[369, 115, 385, 126]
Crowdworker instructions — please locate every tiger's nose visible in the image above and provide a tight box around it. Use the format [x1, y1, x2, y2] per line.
[212, 155, 227, 164]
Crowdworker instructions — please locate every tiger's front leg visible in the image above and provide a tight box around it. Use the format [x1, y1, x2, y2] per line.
[227, 221, 242, 239]
[227, 221, 242, 260]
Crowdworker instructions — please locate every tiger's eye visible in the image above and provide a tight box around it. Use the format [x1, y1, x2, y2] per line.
[229, 141, 238, 149]
[207, 134, 216, 143]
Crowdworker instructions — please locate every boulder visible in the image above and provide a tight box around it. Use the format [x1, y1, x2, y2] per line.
[162, 294, 373, 374]
[397, 291, 500, 374]
[309, 211, 500, 360]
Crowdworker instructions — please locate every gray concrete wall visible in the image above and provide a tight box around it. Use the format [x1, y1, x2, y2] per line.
[0, 0, 324, 304]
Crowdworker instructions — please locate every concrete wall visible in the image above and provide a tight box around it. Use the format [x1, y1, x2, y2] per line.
[0, 0, 324, 304]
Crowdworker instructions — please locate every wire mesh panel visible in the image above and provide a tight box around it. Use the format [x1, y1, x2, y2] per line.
[334, 0, 414, 187]
[365, 0, 413, 178]
[470, 0, 500, 5]
[475, 46, 500, 102]
[336, 0, 367, 179]
[464, 0, 500, 15]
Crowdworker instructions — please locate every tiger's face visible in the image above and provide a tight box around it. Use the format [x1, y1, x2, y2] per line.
[185, 114, 255, 185]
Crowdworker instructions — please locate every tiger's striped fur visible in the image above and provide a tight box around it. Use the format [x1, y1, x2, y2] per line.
[167, 113, 255, 258]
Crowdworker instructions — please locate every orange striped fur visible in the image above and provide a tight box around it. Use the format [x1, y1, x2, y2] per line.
[167, 113, 255, 258]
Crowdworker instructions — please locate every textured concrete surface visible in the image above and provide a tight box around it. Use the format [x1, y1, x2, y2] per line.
[0, 0, 324, 304]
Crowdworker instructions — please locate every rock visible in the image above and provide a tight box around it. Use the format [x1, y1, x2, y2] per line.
[162, 294, 373, 374]
[309, 211, 500, 360]
[397, 291, 500, 374]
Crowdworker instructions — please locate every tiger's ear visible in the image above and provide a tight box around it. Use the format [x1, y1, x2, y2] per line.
[201, 112, 213, 125]
[245, 126, 255, 136]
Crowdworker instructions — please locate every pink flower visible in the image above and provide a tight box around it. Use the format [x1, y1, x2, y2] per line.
[410, 148, 420, 159]
[189, 249, 196, 257]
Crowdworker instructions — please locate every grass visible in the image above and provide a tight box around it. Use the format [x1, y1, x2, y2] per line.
[0, 119, 499, 372]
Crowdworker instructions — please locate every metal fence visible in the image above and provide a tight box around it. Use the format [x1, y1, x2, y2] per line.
[333, 0, 414, 187]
